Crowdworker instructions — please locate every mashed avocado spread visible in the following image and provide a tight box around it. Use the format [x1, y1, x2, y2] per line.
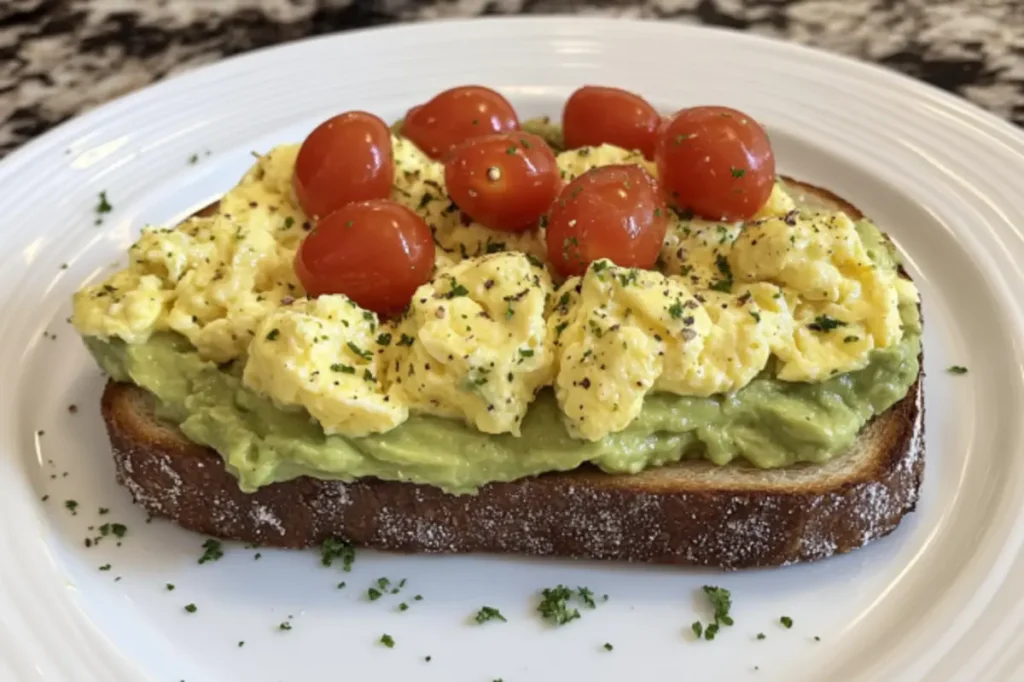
[86, 221, 920, 495]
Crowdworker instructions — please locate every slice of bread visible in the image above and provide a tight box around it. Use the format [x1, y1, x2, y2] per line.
[98, 179, 925, 569]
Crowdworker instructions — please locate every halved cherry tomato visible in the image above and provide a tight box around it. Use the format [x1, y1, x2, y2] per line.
[293, 111, 394, 220]
[655, 106, 775, 222]
[444, 132, 560, 233]
[562, 86, 662, 159]
[402, 86, 519, 160]
[295, 200, 435, 315]
[545, 165, 668, 278]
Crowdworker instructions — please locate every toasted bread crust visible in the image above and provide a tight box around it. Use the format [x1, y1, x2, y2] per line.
[97, 178, 926, 569]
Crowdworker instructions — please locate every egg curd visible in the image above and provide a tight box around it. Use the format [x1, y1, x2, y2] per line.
[73, 121, 921, 494]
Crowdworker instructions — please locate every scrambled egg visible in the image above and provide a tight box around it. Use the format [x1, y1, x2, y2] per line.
[73, 125, 918, 442]
[549, 260, 710, 440]
[384, 253, 554, 435]
[244, 295, 407, 436]
[73, 158, 304, 363]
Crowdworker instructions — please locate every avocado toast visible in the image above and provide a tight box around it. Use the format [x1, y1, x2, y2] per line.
[95, 178, 924, 570]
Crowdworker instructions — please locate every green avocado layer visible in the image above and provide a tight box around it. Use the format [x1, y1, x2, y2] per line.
[85, 220, 920, 495]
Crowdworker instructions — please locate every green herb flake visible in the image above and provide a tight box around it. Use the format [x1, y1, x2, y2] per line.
[320, 537, 355, 571]
[99, 563, 111, 571]
[380, 633, 395, 648]
[279, 621, 292, 631]
[166, 583, 175, 591]
[947, 365, 968, 375]
[730, 167, 747, 178]
[398, 602, 409, 612]
[346, 342, 373, 360]
[474, 606, 507, 624]
[692, 621, 703, 638]
[198, 538, 223, 564]
[64, 499, 79, 515]
[703, 586, 734, 627]
[780, 616, 793, 629]
[577, 587, 596, 608]
[807, 316, 846, 332]
[750, 311, 761, 322]
[756, 632, 766, 640]
[331, 363, 356, 374]
[238, 641, 245, 647]
[603, 643, 614, 651]
[96, 191, 113, 214]
[265, 328, 280, 341]
[537, 585, 581, 626]
[184, 603, 197, 614]
[368, 588, 383, 601]
[397, 333, 416, 347]
[668, 301, 684, 319]
[519, 348, 534, 358]
[376, 332, 392, 346]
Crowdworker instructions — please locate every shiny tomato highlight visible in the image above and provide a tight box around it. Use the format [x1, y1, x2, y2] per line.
[295, 200, 435, 315]
[293, 111, 394, 220]
[562, 86, 662, 159]
[545, 164, 668, 278]
[655, 106, 775, 222]
[402, 86, 519, 160]
[444, 132, 560, 233]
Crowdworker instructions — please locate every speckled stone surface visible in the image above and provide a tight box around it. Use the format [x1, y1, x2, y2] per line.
[1, 0, 1022, 157]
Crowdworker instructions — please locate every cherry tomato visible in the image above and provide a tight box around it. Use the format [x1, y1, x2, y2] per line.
[293, 111, 394, 220]
[402, 86, 519, 160]
[295, 200, 435, 315]
[655, 106, 775, 222]
[444, 132, 560, 233]
[545, 165, 668, 278]
[562, 86, 662, 160]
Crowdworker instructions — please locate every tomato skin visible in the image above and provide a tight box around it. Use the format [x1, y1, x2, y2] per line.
[295, 200, 435, 316]
[444, 132, 560, 233]
[545, 165, 668, 278]
[403, 86, 519, 160]
[655, 106, 775, 222]
[562, 86, 662, 160]
[293, 111, 394, 220]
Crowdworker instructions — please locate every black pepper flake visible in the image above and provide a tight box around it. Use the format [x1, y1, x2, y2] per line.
[580, 378, 591, 389]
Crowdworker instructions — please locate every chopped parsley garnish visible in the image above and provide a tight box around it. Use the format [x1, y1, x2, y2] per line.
[617, 269, 638, 287]
[577, 587, 596, 608]
[730, 167, 747, 178]
[377, 577, 391, 590]
[379, 633, 395, 648]
[398, 602, 409, 611]
[337, 582, 346, 589]
[668, 301, 684, 319]
[418, 192, 435, 209]
[279, 622, 292, 631]
[320, 537, 355, 571]
[591, 260, 609, 274]
[98, 507, 109, 515]
[519, 348, 534, 358]
[474, 606, 507, 624]
[110, 523, 127, 539]
[397, 333, 416, 347]
[188, 154, 198, 164]
[64, 499, 79, 515]
[367, 588, 383, 601]
[347, 342, 373, 360]
[166, 583, 175, 591]
[526, 254, 545, 269]
[843, 335, 859, 343]
[947, 365, 968, 375]
[537, 585, 581, 626]
[265, 328, 280, 341]
[807, 315, 846, 332]
[184, 603, 197, 613]
[486, 241, 506, 254]
[198, 538, 223, 564]
[756, 633, 766, 640]
[692, 586, 734, 641]
[99, 564, 111, 571]
[709, 254, 733, 292]
[96, 191, 113, 215]
[554, 321, 569, 336]
[363, 369, 376, 383]
[750, 311, 761, 322]
[445, 280, 469, 298]
[284, 216, 295, 229]
[780, 616, 793, 629]
[603, 643, 613, 651]
[331, 363, 356, 374]
[238, 641, 245, 647]
[376, 332, 392, 346]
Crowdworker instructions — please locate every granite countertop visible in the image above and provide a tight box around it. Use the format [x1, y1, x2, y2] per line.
[1, 0, 1022, 157]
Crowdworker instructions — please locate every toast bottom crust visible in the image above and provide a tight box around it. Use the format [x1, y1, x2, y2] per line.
[102, 373, 924, 570]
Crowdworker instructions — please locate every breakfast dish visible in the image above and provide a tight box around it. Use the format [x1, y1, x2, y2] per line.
[71, 84, 924, 568]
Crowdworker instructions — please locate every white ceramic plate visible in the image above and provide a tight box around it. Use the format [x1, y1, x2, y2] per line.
[1, 17, 1022, 682]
